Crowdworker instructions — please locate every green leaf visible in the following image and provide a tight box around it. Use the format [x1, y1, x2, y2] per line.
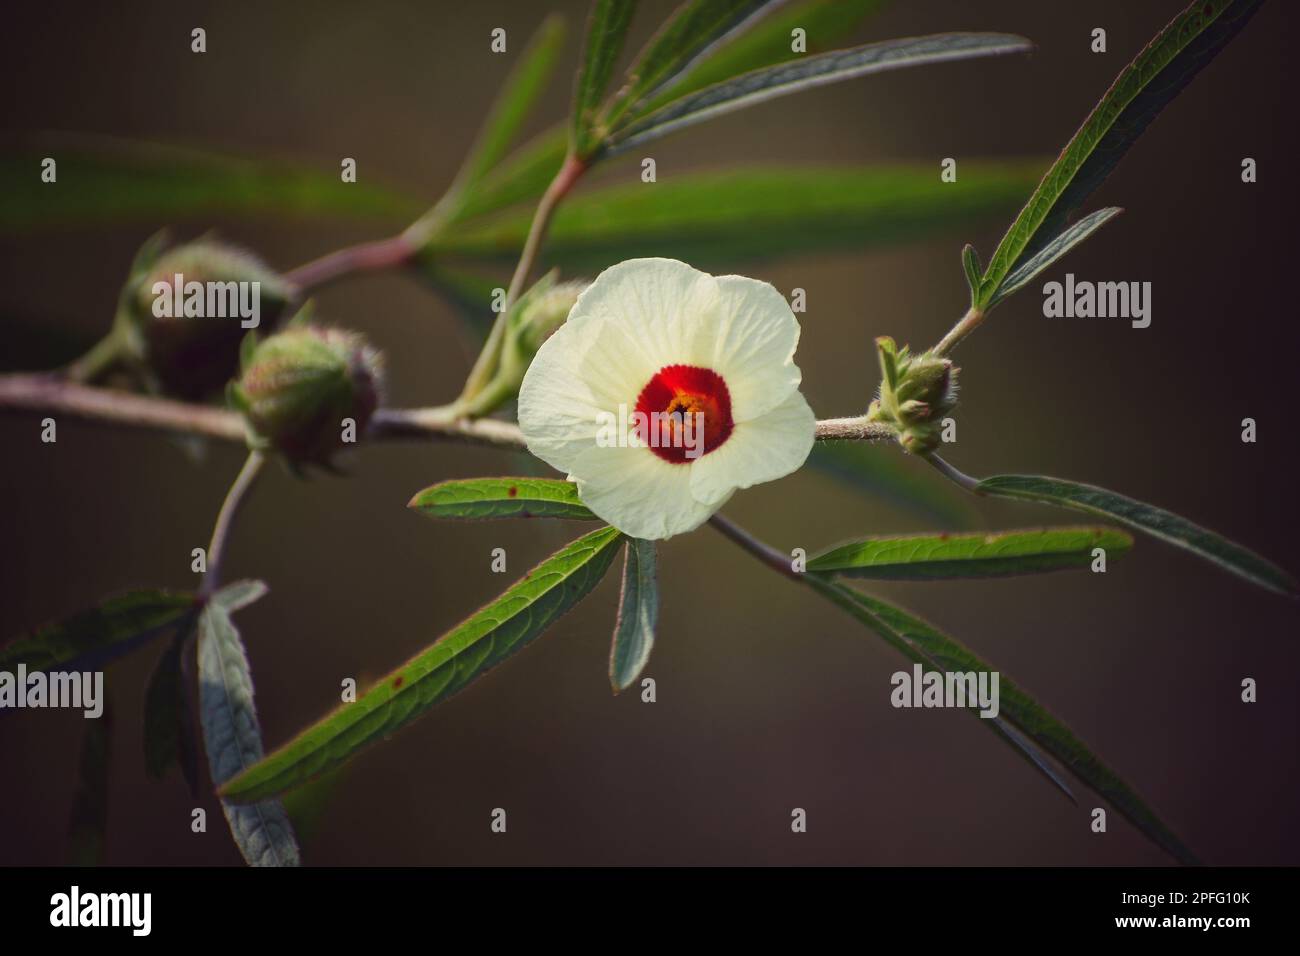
[451, 128, 570, 225]
[0, 135, 421, 230]
[198, 581, 301, 867]
[645, 0, 886, 110]
[408, 477, 597, 520]
[975, 0, 1263, 309]
[808, 443, 975, 528]
[67, 698, 112, 867]
[604, 0, 783, 126]
[985, 207, 1122, 309]
[281, 764, 347, 848]
[452, 15, 566, 196]
[143, 626, 201, 795]
[433, 162, 1046, 269]
[976, 475, 1297, 598]
[601, 32, 1032, 157]
[1, 590, 198, 674]
[807, 526, 1132, 580]
[221, 526, 625, 803]
[806, 577, 1198, 863]
[961, 243, 982, 304]
[573, 0, 639, 156]
[610, 538, 659, 692]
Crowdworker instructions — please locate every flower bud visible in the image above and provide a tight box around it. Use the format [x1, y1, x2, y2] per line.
[115, 235, 290, 400]
[229, 326, 383, 465]
[866, 337, 959, 455]
[462, 272, 587, 417]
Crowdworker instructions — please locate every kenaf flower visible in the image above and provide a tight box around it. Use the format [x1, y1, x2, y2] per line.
[518, 257, 815, 540]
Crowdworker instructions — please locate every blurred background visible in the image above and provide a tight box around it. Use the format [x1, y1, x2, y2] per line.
[1, 0, 1297, 866]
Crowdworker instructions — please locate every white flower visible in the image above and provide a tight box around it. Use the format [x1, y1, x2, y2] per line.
[518, 257, 815, 540]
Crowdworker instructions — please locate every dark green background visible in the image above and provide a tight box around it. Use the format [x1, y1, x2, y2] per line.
[1, 0, 1296, 865]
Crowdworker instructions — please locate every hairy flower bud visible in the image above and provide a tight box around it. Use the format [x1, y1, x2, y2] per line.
[115, 235, 290, 400]
[229, 326, 383, 465]
[462, 271, 587, 417]
[866, 337, 959, 455]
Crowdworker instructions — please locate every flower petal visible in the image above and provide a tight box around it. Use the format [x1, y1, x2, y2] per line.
[706, 274, 802, 423]
[519, 317, 651, 471]
[568, 444, 726, 540]
[567, 258, 718, 373]
[688, 388, 815, 506]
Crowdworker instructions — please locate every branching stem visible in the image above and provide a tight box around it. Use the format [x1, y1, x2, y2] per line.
[0, 373, 901, 453]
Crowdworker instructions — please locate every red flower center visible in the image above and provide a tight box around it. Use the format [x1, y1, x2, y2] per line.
[634, 364, 734, 464]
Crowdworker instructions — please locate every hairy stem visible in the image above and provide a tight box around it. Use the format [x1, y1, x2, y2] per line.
[933, 305, 986, 357]
[0, 373, 902, 452]
[200, 450, 265, 598]
[816, 417, 897, 442]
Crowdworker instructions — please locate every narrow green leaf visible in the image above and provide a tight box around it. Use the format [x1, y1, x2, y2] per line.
[976, 0, 1263, 309]
[143, 626, 200, 795]
[644, 0, 887, 110]
[67, 699, 112, 867]
[985, 207, 1122, 309]
[806, 577, 1198, 863]
[451, 0, 876, 229]
[198, 581, 301, 867]
[610, 538, 659, 692]
[434, 162, 1046, 269]
[602, 32, 1032, 156]
[808, 443, 975, 528]
[605, 0, 782, 124]
[0, 136, 421, 230]
[452, 15, 567, 196]
[281, 764, 347, 848]
[451, 127, 569, 225]
[961, 243, 981, 304]
[573, 0, 639, 156]
[808, 526, 1132, 580]
[1, 590, 198, 675]
[408, 477, 597, 520]
[977, 475, 1297, 597]
[221, 526, 625, 803]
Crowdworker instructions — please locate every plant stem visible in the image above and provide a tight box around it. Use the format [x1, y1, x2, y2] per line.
[506, 153, 586, 308]
[0, 373, 903, 451]
[708, 513, 800, 581]
[816, 417, 897, 442]
[200, 450, 265, 598]
[65, 327, 126, 384]
[459, 153, 587, 405]
[926, 453, 982, 493]
[283, 233, 418, 293]
[0, 373, 247, 440]
[933, 305, 985, 357]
